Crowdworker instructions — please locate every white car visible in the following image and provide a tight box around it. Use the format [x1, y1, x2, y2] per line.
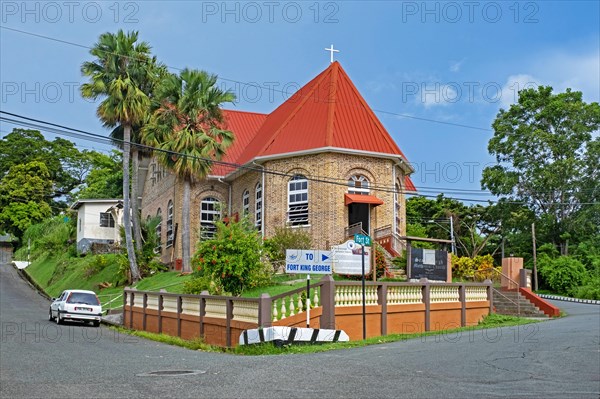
[49, 290, 103, 327]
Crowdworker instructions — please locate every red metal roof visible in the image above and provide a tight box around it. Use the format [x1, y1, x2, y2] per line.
[208, 63, 416, 193]
[344, 193, 384, 206]
[209, 110, 267, 176]
[236, 61, 410, 165]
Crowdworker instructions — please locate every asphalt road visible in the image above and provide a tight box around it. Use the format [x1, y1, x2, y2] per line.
[1, 262, 599, 398]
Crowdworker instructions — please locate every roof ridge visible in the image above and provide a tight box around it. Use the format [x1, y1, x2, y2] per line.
[251, 65, 332, 157]
[325, 63, 339, 147]
[335, 65, 409, 161]
[223, 109, 268, 117]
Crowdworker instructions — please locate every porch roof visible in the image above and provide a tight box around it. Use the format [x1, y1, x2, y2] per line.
[344, 193, 384, 206]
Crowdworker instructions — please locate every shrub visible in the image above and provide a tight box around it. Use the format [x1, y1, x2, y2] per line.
[188, 219, 272, 296]
[570, 277, 600, 300]
[539, 256, 588, 295]
[452, 254, 498, 281]
[263, 227, 312, 265]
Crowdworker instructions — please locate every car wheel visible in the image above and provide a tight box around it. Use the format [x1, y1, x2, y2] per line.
[48, 308, 54, 321]
[56, 312, 62, 325]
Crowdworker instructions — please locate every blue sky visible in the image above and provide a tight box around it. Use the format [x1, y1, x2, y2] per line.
[1, 1, 598, 202]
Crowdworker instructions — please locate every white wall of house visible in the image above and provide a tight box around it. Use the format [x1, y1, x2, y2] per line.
[72, 200, 123, 252]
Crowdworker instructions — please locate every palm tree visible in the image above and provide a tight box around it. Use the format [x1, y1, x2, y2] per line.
[81, 30, 154, 282]
[143, 69, 235, 273]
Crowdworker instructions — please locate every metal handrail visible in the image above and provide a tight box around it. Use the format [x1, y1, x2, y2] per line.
[477, 267, 521, 316]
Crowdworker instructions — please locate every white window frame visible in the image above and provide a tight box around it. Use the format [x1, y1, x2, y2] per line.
[166, 200, 174, 248]
[255, 183, 262, 230]
[99, 212, 115, 228]
[288, 175, 309, 226]
[242, 189, 250, 217]
[395, 183, 402, 235]
[348, 175, 370, 195]
[200, 197, 221, 239]
[155, 208, 162, 254]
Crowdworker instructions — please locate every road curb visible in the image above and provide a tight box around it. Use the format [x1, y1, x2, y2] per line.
[539, 294, 600, 305]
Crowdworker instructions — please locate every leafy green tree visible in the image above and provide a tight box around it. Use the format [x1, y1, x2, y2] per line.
[81, 30, 156, 282]
[186, 219, 271, 296]
[263, 226, 312, 265]
[0, 129, 92, 203]
[0, 162, 53, 240]
[71, 150, 123, 200]
[482, 86, 600, 255]
[143, 68, 235, 273]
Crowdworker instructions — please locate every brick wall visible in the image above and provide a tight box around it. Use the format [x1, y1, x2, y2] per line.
[141, 151, 410, 262]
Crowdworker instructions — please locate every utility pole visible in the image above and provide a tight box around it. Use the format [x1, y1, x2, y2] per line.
[532, 223, 538, 291]
[449, 216, 456, 255]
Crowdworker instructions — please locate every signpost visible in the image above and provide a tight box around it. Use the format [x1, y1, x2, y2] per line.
[354, 234, 371, 340]
[285, 249, 333, 327]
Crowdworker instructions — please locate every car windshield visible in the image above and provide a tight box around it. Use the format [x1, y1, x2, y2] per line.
[67, 293, 99, 306]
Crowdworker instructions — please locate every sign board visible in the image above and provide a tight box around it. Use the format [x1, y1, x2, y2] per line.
[354, 234, 371, 247]
[409, 248, 448, 281]
[285, 249, 333, 274]
[331, 240, 371, 275]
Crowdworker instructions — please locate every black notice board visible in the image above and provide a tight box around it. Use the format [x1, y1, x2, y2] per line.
[409, 248, 448, 281]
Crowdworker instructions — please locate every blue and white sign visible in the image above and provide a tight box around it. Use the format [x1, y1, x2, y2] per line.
[285, 249, 333, 274]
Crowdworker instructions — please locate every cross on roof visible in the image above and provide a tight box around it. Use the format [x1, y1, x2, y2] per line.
[325, 44, 339, 63]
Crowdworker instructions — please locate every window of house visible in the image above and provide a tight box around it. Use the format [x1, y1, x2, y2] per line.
[255, 183, 262, 231]
[166, 200, 174, 248]
[242, 190, 250, 216]
[200, 197, 220, 239]
[348, 175, 370, 195]
[99, 212, 115, 228]
[156, 208, 162, 254]
[395, 183, 402, 234]
[288, 175, 308, 226]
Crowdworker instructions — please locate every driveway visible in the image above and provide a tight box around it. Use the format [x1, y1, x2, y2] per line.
[1, 262, 598, 398]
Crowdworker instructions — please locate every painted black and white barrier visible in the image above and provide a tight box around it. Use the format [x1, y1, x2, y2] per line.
[538, 294, 600, 305]
[240, 327, 349, 346]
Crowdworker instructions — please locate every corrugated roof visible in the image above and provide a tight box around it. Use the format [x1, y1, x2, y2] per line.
[236, 61, 410, 165]
[209, 110, 267, 176]
[208, 63, 416, 193]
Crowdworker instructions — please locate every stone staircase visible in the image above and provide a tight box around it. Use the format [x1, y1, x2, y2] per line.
[493, 289, 548, 317]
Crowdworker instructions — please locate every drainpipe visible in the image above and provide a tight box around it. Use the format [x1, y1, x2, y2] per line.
[252, 161, 265, 239]
[392, 164, 396, 235]
[218, 178, 232, 216]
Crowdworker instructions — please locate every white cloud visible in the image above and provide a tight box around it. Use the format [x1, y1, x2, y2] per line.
[499, 74, 541, 109]
[499, 49, 600, 109]
[449, 59, 465, 73]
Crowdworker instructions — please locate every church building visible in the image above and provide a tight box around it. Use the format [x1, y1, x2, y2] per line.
[140, 61, 416, 265]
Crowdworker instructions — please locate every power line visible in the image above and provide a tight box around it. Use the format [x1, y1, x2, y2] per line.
[0, 25, 492, 133]
[2, 111, 597, 206]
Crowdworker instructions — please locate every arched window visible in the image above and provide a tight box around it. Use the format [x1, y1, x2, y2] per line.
[200, 197, 220, 239]
[348, 175, 370, 195]
[155, 208, 162, 254]
[255, 183, 262, 231]
[166, 201, 174, 248]
[288, 175, 308, 226]
[394, 183, 402, 235]
[242, 190, 250, 216]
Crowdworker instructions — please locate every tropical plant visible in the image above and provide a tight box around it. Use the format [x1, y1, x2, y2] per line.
[143, 68, 235, 273]
[80, 30, 156, 282]
[263, 226, 313, 266]
[185, 219, 271, 296]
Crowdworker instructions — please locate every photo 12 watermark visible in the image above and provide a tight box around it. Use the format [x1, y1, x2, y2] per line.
[1, 1, 140, 24]
[200, 1, 340, 24]
[400, 1, 540, 24]
[0, 322, 139, 344]
[401, 80, 540, 106]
